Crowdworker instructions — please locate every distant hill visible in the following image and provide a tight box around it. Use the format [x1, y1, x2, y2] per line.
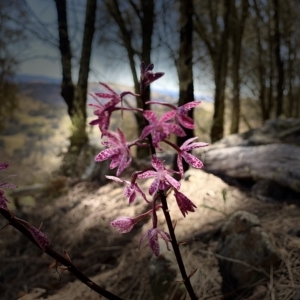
[14, 74, 61, 84]
[19, 82, 65, 106]
[15, 73, 213, 104]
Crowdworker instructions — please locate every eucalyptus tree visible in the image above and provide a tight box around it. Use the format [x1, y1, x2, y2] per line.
[194, 0, 232, 142]
[53, 0, 97, 176]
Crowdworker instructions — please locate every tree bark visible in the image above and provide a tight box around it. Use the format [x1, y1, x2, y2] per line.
[71, 0, 97, 149]
[136, 0, 154, 158]
[210, 0, 231, 143]
[253, 0, 269, 121]
[194, 0, 232, 143]
[230, 0, 249, 134]
[272, 0, 284, 117]
[54, 0, 74, 118]
[173, 0, 195, 174]
[54, 0, 97, 176]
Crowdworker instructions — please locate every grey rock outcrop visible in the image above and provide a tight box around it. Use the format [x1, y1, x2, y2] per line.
[216, 211, 280, 299]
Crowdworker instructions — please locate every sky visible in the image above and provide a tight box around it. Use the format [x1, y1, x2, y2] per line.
[19, 0, 214, 100]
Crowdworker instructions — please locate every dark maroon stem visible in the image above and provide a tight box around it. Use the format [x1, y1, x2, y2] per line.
[163, 138, 181, 152]
[158, 191, 197, 299]
[0, 208, 123, 300]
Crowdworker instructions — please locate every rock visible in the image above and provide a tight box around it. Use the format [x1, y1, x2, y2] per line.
[251, 179, 291, 202]
[216, 211, 280, 299]
[148, 254, 179, 300]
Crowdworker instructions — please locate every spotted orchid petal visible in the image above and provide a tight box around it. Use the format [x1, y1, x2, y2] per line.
[111, 217, 136, 233]
[176, 137, 208, 176]
[149, 176, 161, 195]
[95, 129, 132, 176]
[105, 176, 148, 203]
[0, 163, 8, 170]
[174, 190, 197, 217]
[181, 152, 204, 169]
[139, 228, 171, 257]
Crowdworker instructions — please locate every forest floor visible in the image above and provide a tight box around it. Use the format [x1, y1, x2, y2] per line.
[1, 165, 300, 300]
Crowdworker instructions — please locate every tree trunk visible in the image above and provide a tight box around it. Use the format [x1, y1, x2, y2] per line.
[253, 0, 269, 121]
[210, 0, 231, 143]
[54, 0, 74, 118]
[172, 0, 194, 174]
[136, 0, 154, 159]
[267, 17, 274, 120]
[287, 43, 294, 118]
[272, 0, 284, 117]
[230, 0, 249, 134]
[71, 0, 96, 149]
[54, 0, 96, 177]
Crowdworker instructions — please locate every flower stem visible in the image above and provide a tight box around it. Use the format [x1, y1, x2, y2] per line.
[159, 191, 197, 300]
[140, 69, 197, 299]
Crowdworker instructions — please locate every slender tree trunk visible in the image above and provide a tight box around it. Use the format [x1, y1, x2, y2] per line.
[230, 0, 249, 134]
[267, 16, 274, 119]
[173, 0, 194, 174]
[210, 0, 231, 143]
[287, 43, 294, 117]
[295, 86, 300, 117]
[253, 0, 269, 121]
[54, 0, 74, 118]
[136, 0, 154, 158]
[54, 0, 97, 177]
[272, 0, 284, 117]
[71, 0, 97, 148]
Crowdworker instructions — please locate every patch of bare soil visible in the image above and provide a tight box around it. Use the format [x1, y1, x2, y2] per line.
[1, 169, 300, 300]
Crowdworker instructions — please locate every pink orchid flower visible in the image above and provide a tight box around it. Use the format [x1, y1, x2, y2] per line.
[174, 190, 197, 217]
[138, 156, 180, 195]
[140, 62, 164, 87]
[89, 83, 137, 132]
[177, 137, 208, 177]
[95, 129, 132, 176]
[175, 101, 200, 129]
[110, 206, 162, 234]
[140, 110, 185, 149]
[111, 217, 137, 233]
[146, 100, 201, 129]
[106, 175, 148, 204]
[139, 227, 171, 257]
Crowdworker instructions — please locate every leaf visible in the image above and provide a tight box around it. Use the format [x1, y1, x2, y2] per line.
[222, 188, 227, 204]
